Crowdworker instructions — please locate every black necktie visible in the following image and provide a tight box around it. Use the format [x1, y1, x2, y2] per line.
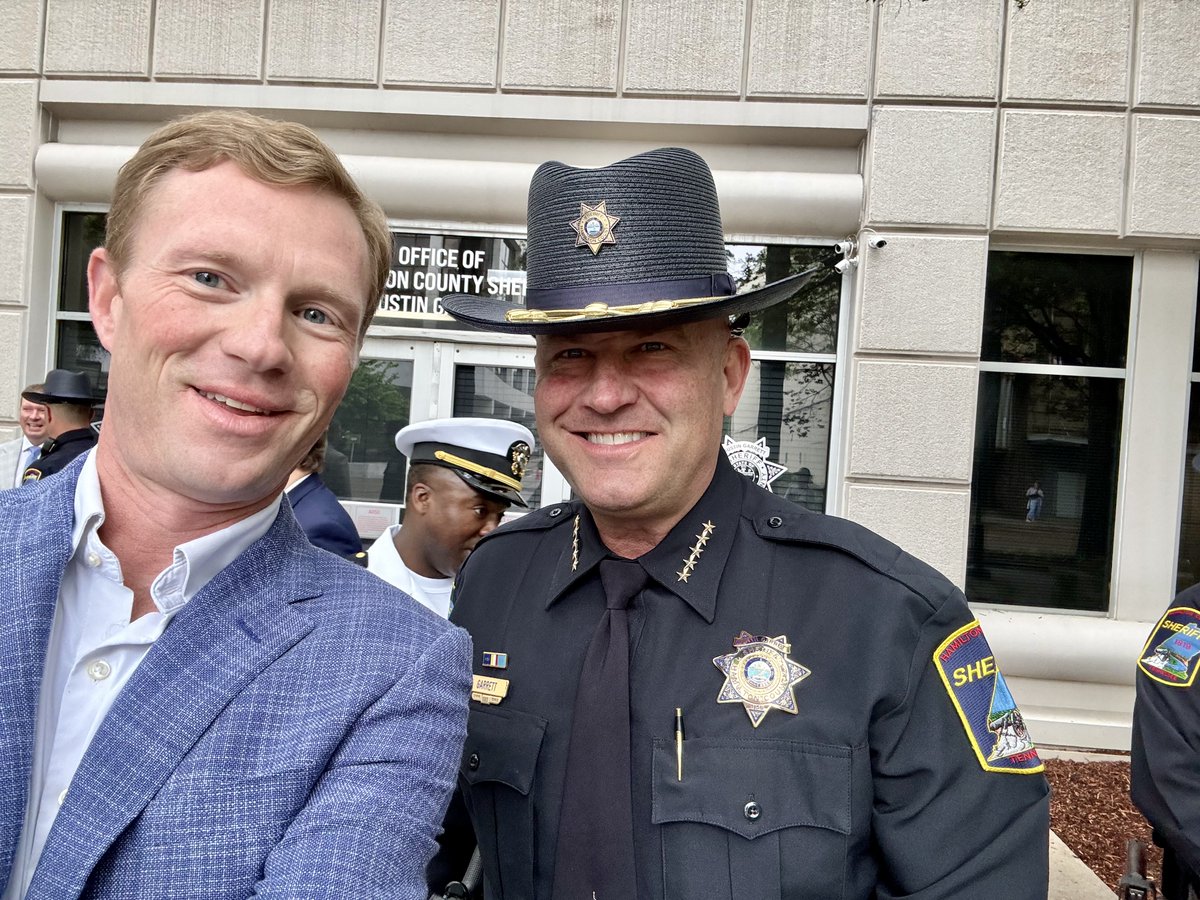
[552, 558, 647, 900]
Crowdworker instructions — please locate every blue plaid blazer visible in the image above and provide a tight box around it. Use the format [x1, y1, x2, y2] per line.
[0, 457, 472, 899]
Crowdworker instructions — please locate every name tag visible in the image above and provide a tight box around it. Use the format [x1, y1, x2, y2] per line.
[471, 674, 510, 705]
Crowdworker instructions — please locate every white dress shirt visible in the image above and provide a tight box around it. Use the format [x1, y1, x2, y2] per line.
[3, 452, 281, 900]
[366, 525, 453, 618]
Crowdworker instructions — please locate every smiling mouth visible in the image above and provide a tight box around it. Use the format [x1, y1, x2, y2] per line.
[586, 431, 649, 445]
[197, 389, 276, 415]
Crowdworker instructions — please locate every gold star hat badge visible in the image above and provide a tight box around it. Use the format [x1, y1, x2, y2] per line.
[569, 200, 620, 254]
[713, 631, 811, 727]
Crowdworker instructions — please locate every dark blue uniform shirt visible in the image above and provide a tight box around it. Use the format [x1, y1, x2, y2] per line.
[442, 454, 1050, 899]
[22, 427, 97, 484]
[1132, 582, 1200, 895]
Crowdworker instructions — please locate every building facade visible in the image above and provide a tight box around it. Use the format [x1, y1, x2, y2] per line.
[2, 0, 1198, 750]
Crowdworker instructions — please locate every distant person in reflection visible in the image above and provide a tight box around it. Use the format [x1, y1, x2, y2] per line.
[321, 420, 352, 498]
[286, 433, 363, 559]
[0, 383, 48, 488]
[366, 417, 534, 618]
[1025, 481, 1044, 522]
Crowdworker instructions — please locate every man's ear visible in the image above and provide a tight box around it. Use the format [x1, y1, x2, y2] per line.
[410, 482, 433, 514]
[88, 248, 121, 352]
[722, 335, 753, 417]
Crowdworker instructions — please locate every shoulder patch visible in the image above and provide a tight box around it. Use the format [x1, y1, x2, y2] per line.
[934, 620, 1043, 775]
[22, 468, 42, 483]
[1138, 607, 1200, 687]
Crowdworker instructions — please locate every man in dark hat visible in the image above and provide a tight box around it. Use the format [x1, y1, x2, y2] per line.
[366, 417, 534, 618]
[20, 370, 99, 483]
[431, 147, 1050, 899]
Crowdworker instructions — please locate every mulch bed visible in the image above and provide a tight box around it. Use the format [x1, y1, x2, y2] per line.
[1044, 756, 1161, 894]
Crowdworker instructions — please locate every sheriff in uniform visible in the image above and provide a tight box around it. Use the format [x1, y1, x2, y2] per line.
[432, 148, 1050, 900]
[20, 370, 100, 484]
[1132, 584, 1200, 900]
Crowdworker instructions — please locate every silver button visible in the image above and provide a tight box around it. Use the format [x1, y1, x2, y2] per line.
[87, 659, 112, 681]
[549, 507, 562, 518]
[744, 800, 761, 821]
[767, 516, 783, 528]
[86, 552, 101, 568]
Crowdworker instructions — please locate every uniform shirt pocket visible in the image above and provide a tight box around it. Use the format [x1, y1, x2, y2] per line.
[460, 705, 548, 898]
[651, 738, 852, 900]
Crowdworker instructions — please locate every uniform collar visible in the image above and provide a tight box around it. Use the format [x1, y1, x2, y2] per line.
[544, 453, 745, 623]
[42, 426, 96, 454]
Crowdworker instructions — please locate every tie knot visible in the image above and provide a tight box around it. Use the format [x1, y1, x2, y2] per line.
[599, 558, 648, 610]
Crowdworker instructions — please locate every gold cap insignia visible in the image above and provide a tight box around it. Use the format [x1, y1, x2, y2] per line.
[509, 441, 531, 479]
[569, 200, 620, 255]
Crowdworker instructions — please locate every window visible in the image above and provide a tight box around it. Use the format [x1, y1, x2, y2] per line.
[967, 251, 1132, 612]
[726, 245, 840, 512]
[328, 359, 414, 502]
[56, 212, 109, 401]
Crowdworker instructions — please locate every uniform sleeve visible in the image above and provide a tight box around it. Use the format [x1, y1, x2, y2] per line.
[1131, 600, 1200, 877]
[870, 589, 1050, 900]
[250, 625, 472, 899]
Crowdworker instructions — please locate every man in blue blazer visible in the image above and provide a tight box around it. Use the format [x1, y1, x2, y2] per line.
[286, 435, 364, 559]
[0, 111, 471, 899]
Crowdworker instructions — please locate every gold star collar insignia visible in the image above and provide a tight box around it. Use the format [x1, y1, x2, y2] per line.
[713, 631, 811, 727]
[569, 200, 620, 255]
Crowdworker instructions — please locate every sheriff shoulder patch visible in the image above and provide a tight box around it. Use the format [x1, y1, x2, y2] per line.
[1138, 607, 1200, 687]
[934, 620, 1043, 775]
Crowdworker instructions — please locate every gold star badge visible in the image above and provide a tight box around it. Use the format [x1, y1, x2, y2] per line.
[713, 632, 811, 727]
[569, 201, 620, 255]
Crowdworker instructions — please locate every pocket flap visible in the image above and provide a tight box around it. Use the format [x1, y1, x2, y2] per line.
[461, 705, 548, 795]
[651, 738, 851, 840]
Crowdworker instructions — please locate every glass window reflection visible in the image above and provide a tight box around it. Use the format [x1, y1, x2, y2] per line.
[328, 359, 413, 502]
[967, 372, 1123, 612]
[731, 244, 839, 354]
[982, 251, 1132, 367]
[727, 361, 833, 513]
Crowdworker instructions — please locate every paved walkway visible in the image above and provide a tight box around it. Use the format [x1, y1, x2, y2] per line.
[1050, 831, 1116, 898]
[1044, 747, 1123, 898]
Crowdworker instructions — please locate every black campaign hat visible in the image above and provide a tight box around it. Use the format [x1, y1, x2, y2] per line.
[23, 369, 100, 406]
[440, 147, 817, 334]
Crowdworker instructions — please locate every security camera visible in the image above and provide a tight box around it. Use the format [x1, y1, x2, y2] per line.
[834, 258, 857, 274]
[833, 239, 855, 255]
[866, 235, 888, 250]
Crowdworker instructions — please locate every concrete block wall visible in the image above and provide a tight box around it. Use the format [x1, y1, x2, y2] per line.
[849, 0, 1200, 604]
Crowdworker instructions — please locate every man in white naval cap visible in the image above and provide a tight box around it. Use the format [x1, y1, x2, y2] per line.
[367, 417, 534, 617]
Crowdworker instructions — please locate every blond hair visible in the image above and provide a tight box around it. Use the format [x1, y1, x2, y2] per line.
[106, 109, 390, 340]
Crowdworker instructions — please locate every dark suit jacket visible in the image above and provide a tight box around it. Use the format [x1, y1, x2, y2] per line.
[288, 472, 362, 558]
[0, 455, 472, 899]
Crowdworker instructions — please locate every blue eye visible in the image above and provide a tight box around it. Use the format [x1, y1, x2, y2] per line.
[193, 271, 221, 288]
[301, 308, 329, 325]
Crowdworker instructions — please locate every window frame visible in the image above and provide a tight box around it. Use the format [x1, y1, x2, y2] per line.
[969, 243, 1141, 617]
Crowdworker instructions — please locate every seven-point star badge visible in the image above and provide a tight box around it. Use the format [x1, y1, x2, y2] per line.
[714, 631, 811, 727]
[569, 200, 620, 254]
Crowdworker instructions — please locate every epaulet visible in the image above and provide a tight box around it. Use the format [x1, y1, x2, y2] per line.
[473, 500, 580, 549]
[745, 492, 955, 607]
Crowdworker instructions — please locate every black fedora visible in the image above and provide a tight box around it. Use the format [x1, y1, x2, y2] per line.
[23, 369, 100, 406]
[440, 147, 817, 334]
